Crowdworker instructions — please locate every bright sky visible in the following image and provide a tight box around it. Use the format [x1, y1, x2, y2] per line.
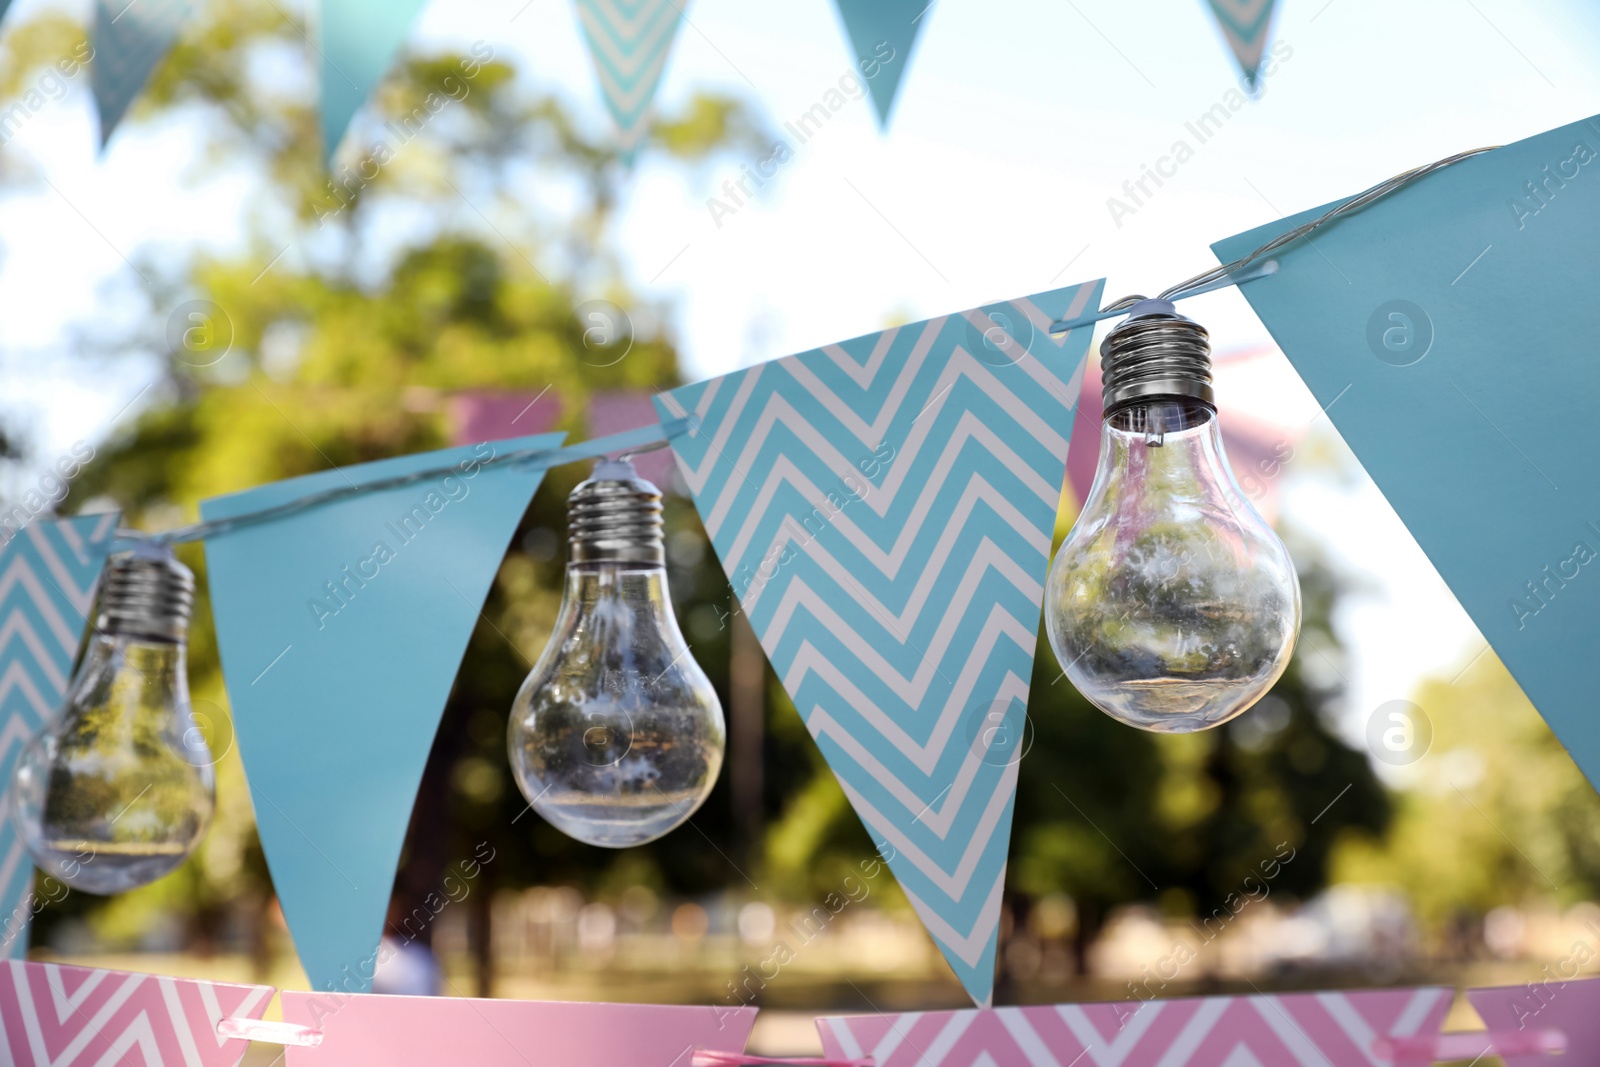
[1, 0, 1597, 751]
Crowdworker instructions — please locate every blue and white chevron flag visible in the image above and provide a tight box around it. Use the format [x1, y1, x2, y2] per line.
[831, 0, 929, 128]
[655, 280, 1103, 1005]
[574, 0, 686, 161]
[1203, 0, 1279, 87]
[91, 0, 196, 146]
[0, 513, 119, 956]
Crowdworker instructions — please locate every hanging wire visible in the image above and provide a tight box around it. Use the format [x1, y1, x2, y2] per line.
[1052, 145, 1502, 332]
[104, 145, 1504, 548]
[116, 418, 691, 547]
[614, 436, 677, 463]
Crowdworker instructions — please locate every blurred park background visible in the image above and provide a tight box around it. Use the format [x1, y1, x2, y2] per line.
[1, 0, 1599, 1058]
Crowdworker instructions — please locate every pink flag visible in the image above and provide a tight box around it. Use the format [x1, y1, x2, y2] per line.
[818, 986, 1451, 1066]
[588, 391, 676, 488]
[446, 390, 563, 446]
[281, 992, 756, 1066]
[0, 960, 272, 1066]
[1068, 346, 1299, 522]
[1469, 977, 1596, 1066]
[445, 390, 676, 489]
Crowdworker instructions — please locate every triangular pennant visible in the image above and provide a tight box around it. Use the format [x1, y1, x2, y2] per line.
[573, 0, 686, 161]
[1203, 0, 1279, 88]
[1210, 115, 1600, 800]
[201, 434, 562, 992]
[655, 281, 1102, 1005]
[280, 992, 755, 1065]
[830, 0, 929, 127]
[317, 0, 432, 161]
[0, 513, 119, 959]
[1471, 977, 1600, 1065]
[818, 987, 1452, 1066]
[0, 959, 271, 1066]
[90, 0, 196, 145]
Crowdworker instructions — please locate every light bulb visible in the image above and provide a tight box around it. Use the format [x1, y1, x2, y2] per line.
[1045, 301, 1301, 732]
[9, 543, 215, 893]
[508, 458, 724, 847]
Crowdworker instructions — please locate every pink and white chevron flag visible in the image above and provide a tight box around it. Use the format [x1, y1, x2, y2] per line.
[818, 986, 1452, 1067]
[0, 959, 272, 1066]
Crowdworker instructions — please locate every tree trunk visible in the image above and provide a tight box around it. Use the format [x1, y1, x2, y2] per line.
[468, 877, 494, 997]
[729, 610, 765, 866]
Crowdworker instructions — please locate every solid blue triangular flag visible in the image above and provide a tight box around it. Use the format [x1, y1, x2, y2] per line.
[656, 281, 1102, 1005]
[91, 0, 195, 145]
[0, 513, 119, 956]
[202, 435, 561, 992]
[830, 0, 929, 128]
[318, 0, 431, 161]
[1212, 114, 1600, 793]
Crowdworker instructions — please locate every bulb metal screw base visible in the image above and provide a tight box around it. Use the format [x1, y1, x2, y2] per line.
[568, 457, 665, 565]
[1100, 299, 1215, 416]
[98, 544, 194, 643]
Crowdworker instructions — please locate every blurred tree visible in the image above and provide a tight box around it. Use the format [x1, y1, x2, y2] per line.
[1011, 532, 1391, 978]
[19, 0, 786, 981]
[1332, 652, 1600, 942]
[8, 0, 1393, 1005]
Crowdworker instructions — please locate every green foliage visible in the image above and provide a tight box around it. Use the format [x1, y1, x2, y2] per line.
[14, 1, 1401, 986]
[1333, 654, 1600, 930]
[1011, 549, 1390, 955]
[21, 1, 783, 952]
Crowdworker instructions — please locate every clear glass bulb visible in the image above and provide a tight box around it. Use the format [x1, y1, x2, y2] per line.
[508, 460, 724, 847]
[9, 548, 214, 893]
[1046, 397, 1301, 732]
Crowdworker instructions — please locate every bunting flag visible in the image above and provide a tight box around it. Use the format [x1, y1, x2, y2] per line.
[818, 986, 1453, 1066]
[655, 280, 1102, 1005]
[0, 513, 119, 959]
[588, 392, 677, 487]
[0, 959, 271, 1067]
[280, 992, 755, 1065]
[1470, 977, 1600, 1065]
[574, 0, 687, 161]
[1211, 114, 1600, 800]
[830, 0, 928, 127]
[317, 0, 433, 160]
[90, 0, 195, 145]
[1202, 0, 1279, 88]
[201, 434, 562, 993]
